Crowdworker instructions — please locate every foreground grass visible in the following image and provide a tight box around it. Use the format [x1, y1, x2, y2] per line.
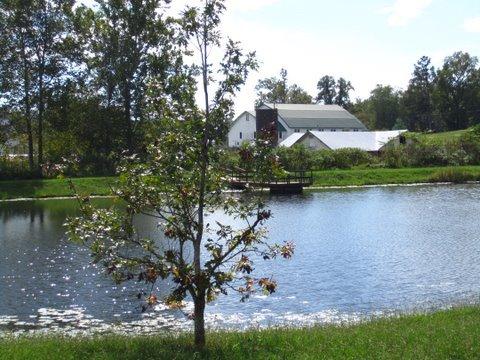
[311, 165, 480, 187]
[1, 307, 480, 359]
[0, 176, 116, 200]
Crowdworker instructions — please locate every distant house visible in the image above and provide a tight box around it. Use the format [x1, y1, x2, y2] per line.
[227, 103, 367, 147]
[279, 130, 407, 153]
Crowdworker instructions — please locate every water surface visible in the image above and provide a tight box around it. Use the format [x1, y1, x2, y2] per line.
[1, 184, 480, 335]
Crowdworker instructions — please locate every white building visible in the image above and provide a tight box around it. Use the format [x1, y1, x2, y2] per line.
[279, 130, 407, 153]
[227, 103, 367, 147]
[227, 110, 256, 147]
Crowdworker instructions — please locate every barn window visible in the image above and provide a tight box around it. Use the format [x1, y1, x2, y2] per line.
[239, 132, 242, 139]
[279, 131, 283, 139]
[246, 113, 249, 121]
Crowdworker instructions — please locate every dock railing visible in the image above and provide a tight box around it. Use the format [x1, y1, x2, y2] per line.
[229, 170, 314, 187]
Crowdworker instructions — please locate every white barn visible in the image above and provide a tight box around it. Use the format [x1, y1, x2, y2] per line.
[279, 130, 407, 153]
[227, 103, 367, 147]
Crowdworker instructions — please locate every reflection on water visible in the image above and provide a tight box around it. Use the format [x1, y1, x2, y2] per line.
[1, 184, 480, 336]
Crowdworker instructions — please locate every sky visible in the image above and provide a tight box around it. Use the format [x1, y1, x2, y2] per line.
[81, 0, 480, 115]
[204, 0, 480, 114]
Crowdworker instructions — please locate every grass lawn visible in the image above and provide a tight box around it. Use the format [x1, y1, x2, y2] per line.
[1, 166, 480, 200]
[0, 176, 117, 200]
[1, 306, 480, 359]
[409, 129, 469, 144]
[311, 165, 480, 187]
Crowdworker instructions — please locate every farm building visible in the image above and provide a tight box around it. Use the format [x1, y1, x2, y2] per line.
[227, 103, 367, 147]
[279, 130, 407, 153]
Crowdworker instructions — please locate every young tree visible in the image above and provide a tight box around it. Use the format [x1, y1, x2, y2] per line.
[316, 75, 336, 104]
[255, 68, 312, 105]
[67, 0, 294, 348]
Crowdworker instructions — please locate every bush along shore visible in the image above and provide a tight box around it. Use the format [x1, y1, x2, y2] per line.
[1, 306, 480, 359]
[1, 166, 480, 200]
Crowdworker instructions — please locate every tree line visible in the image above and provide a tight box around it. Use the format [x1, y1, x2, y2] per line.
[255, 52, 480, 132]
[1, 0, 480, 177]
[0, 0, 189, 175]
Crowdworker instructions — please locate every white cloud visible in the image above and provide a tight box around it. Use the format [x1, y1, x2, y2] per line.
[221, 16, 415, 114]
[382, 0, 433, 27]
[228, 0, 279, 12]
[166, 0, 278, 15]
[463, 17, 480, 33]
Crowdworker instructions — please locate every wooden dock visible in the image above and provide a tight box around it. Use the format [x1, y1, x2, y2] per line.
[228, 171, 314, 194]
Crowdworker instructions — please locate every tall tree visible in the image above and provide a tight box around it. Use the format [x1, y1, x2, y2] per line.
[67, 0, 293, 349]
[334, 77, 354, 108]
[369, 85, 401, 130]
[434, 51, 480, 130]
[1, 0, 37, 170]
[78, 0, 177, 152]
[255, 68, 312, 105]
[403, 56, 437, 131]
[0, 0, 75, 171]
[316, 75, 336, 104]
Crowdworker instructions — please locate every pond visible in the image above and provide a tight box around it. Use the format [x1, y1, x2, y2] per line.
[1, 184, 480, 336]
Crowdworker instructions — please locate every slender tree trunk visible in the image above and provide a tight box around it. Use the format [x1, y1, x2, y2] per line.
[38, 70, 44, 170]
[21, 37, 35, 172]
[123, 81, 133, 152]
[192, 5, 211, 348]
[193, 289, 206, 347]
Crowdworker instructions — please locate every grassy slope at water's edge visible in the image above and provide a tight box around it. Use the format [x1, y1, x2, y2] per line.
[311, 165, 480, 187]
[1, 166, 480, 200]
[1, 306, 480, 359]
[0, 176, 117, 200]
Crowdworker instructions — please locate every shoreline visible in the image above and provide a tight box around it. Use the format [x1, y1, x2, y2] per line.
[1, 305, 479, 359]
[1, 180, 480, 203]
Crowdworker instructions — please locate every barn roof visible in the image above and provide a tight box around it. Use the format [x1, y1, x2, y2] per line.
[279, 130, 407, 152]
[261, 104, 367, 130]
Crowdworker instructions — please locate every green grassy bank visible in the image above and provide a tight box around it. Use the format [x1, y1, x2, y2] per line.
[1, 307, 480, 359]
[1, 166, 480, 200]
[311, 165, 480, 187]
[0, 176, 117, 200]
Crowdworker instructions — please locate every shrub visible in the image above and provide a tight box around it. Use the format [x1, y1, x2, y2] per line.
[275, 145, 314, 171]
[0, 156, 36, 180]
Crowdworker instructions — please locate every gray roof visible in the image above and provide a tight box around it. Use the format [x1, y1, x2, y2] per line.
[261, 104, 367, 130]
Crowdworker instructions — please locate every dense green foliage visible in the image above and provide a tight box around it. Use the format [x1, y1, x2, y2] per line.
[255, 68, 312, 105]
[269, 126, 480, 171]
[2, 306, 480, 359]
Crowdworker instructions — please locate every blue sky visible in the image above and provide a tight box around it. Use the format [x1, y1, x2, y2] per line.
[81, 0, 480, 113]
[214, 0, 480, 112]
